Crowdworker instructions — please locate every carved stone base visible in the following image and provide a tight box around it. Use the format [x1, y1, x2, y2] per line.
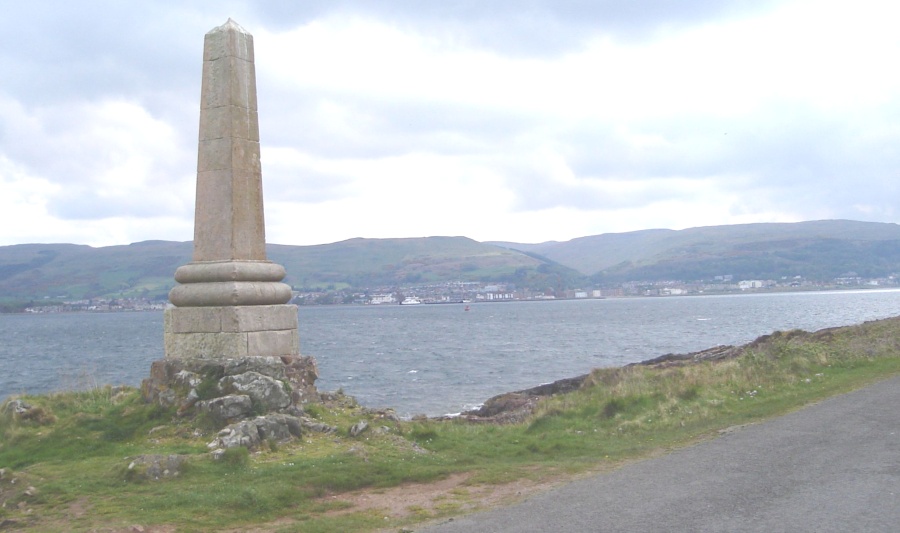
[164, 304, 299, 359]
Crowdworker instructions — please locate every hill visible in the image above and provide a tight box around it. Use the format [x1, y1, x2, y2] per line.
[3, 219, 900, 306]
[0, 237, 584, 304]
[492, 220, 900, 281]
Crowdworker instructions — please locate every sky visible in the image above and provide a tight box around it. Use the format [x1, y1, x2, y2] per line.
[1, 0, 899, 248]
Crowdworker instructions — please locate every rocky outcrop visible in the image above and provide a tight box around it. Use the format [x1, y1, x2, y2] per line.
[208, 413, 304, 450]
[460, 374, 589, 423]
[140, 355, 320, 454]
[200, 394, 253, 424]
[219, 371, 291, 411]
[633, 344, 743, 367]
[2, 399, 56, 425]
[142, 355, 318, 409]
[126, 454, 187, 481]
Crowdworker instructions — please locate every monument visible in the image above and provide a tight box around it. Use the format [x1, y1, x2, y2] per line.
[165, 18, 299, 359]
[142, 20, 319, 449]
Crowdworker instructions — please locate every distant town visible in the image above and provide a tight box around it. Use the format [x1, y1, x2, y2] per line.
[293, 272, 899, 306]
[21, 272, 897, 313]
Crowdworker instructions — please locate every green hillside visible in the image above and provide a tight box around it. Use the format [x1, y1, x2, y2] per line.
[494, 220, 900, 280]
[3, 220, 900, 307]
[0, 237, 581, 304]
[269, 236, 555, 289]
[0, 241, 191, 302]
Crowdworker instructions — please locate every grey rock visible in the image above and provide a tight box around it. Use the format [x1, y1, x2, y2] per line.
[213, 420, 261, 449]
[209, 413, 304, 449]
[178, 388, 200, 415]
[222, 357, 287, 380]
[2, 399, 31, 415]
[156, 388, 178, 408]
[186, 388, 200, 404]
[300, 416, 338, 434]
[263, 413, 303, 437]
[200, 394, 252, 423]
[173, 370, 201, 388]
[219, 371, 291, 411]
[253, 416, 292, 441]
[349, 420, 369, 437]
[127, 454, 187, 481]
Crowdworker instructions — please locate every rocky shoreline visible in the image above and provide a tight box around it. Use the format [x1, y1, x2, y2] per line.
[455, 325, 841, 424]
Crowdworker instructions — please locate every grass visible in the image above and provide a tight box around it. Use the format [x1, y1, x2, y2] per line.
[3, 317, 900, 531]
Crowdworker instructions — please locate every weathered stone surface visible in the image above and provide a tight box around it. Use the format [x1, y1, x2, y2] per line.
[219, 371, 291, 411]
[349, 420, 369, 437]
[299, 417, 338, 434]
[212, 420, 261, 449]
[164, 306, 299, 359]
[173, 370, 201, 389]
[142, 355, 319, 424]
[165, 305, 298, 334]
[165, 329, 249, 359]
[1, 399, 55, 425]
[282, 356, 320, 405]
[209, 414, 303, 450]
[2, 399, 30, 416]
[168, 280, 292, 307]
[254, 414, 301, 441]
[222, 355, 289, 379]
[461, 374, 589, 423]
[174, 261, 285, 284]
[248, 328, 298, 357]
[126, 455, 187, 481]
[200, 394, 253, 423]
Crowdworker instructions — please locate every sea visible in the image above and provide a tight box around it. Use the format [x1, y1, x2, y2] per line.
[3, 289, 900, 417]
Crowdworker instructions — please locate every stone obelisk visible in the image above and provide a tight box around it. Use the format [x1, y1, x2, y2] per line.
[164, 19, 299, 360]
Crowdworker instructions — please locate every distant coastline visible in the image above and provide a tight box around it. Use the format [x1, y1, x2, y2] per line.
[7, 284, 899, 315]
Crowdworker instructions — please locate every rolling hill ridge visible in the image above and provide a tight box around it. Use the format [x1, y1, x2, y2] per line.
[2, 220, 899, 305]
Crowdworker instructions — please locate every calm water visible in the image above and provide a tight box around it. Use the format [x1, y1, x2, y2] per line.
[3, 290, 900, 416]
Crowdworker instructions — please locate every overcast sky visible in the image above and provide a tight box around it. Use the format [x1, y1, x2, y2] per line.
[1, 0, 899, 247]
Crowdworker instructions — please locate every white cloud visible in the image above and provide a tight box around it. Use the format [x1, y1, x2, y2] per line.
[0, 96, 195, 245]
[1, 0, 899, 247]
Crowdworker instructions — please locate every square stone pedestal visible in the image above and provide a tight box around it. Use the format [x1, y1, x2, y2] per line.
[164, 304, 299, 359]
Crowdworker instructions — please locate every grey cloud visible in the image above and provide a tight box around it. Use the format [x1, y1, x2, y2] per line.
[305, 0, 782, 55]
[1, 0, 782, 110]
[259, 89, 536, 159]
[46, 186, 191, 220]
[0, 2, 205, 106]
[262, 158, 356, 204]
[505, 164, 698, 212]
[543, 102, 900, 220]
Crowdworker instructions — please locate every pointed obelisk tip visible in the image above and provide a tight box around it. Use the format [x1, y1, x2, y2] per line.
[208, 17, 249, 35]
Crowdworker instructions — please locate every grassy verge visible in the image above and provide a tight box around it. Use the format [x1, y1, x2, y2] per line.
[3, 317, 900, 531]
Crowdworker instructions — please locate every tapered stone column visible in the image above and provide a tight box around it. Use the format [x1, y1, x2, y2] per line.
[164, 19, 298, 360]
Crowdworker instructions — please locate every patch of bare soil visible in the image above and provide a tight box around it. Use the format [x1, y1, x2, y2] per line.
[326, 472, 544, 519]
[215, 471, 572, 533]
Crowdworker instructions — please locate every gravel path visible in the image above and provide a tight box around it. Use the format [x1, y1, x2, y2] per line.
[421, 375, 900, 532]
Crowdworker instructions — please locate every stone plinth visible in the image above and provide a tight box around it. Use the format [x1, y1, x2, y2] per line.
[164, 304, 299, 359]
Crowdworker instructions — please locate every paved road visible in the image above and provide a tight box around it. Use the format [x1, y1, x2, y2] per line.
[421, 376, 900, 532]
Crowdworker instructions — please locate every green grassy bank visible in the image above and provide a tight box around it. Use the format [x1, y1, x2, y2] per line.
[3, 317, 900, 532]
